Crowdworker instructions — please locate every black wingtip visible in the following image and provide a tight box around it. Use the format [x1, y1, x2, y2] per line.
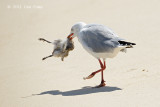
[132, 43, 136, 45]
[118, 41, 136, 46]
[130, 42, 136, 45]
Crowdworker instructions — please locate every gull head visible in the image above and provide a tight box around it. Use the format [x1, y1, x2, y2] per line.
[67, 22, 86, 40]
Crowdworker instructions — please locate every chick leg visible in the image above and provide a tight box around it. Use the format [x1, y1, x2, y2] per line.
[39, 38, 52, 44]
[42, 55, 53, 60]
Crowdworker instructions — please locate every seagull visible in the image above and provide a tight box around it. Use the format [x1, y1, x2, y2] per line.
[67, 22, 136, 87]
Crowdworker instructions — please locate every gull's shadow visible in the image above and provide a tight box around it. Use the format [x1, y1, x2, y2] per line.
[33, 86, 122, 96]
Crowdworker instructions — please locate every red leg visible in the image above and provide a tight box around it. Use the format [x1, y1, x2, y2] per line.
[96, 60, 106, 88]
[83, 59, 104, 80]
[98, 59, 103, 68]
[101, 61, 106, 82]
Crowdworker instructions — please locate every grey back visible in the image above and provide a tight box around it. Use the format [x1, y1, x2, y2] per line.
[80, 24, 123, 53]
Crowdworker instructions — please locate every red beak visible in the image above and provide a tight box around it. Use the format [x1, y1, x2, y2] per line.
[67, 33, 74, 40]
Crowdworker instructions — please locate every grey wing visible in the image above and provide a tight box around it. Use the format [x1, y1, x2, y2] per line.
[83, 24, 119, 37]
[80, 24, 123, 53]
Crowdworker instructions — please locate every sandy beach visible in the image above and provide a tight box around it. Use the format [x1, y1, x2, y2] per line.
[0, 0, 160, 106]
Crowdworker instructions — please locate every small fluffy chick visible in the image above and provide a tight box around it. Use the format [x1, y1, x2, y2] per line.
[52, 39, 74, 61]
[39, 38, 74, 61]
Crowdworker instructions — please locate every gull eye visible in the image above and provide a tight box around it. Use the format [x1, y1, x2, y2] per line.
[71, 28, 73, 32]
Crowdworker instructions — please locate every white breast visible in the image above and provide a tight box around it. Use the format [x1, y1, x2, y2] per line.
[77, 35, 125, 59]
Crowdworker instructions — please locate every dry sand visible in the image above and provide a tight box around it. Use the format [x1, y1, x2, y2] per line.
[0, 0, 160, 106]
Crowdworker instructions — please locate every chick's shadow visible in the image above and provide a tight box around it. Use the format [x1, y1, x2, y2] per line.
[32, 86, 122, 96]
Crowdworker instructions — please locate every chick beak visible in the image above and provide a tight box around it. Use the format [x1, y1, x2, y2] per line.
[67, 33, 74, 40]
